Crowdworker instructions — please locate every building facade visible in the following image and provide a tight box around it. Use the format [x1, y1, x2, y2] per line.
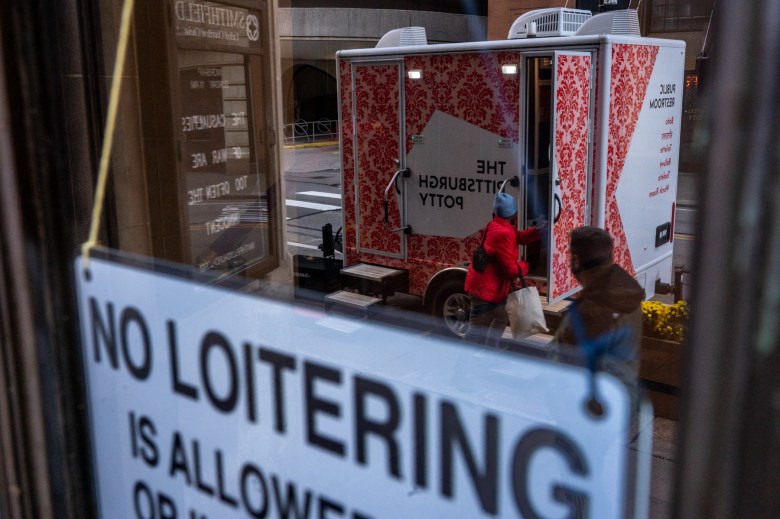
[487, 0, 715, 171]
[276, 1, 488, 137]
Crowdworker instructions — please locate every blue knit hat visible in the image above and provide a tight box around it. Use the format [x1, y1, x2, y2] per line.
[493, 193, 517, 218]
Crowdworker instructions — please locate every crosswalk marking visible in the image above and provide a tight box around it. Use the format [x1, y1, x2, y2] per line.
[285, 200, 340, 211]
[297, 191, 341, 199]
[287, 241, 320, 250]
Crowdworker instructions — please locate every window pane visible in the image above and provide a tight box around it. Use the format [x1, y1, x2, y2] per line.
[178, 50, 271, 273]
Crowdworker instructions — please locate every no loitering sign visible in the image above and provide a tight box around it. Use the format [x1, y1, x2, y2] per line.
[75, 255, 638, 519]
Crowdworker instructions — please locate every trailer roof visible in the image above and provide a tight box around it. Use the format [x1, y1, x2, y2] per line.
[336, 34, 685, 59]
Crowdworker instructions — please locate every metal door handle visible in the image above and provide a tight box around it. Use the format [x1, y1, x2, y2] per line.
[384, 167, 411, 222]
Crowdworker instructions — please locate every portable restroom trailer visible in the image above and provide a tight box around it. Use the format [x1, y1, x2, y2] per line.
[332, 9, 685, 336]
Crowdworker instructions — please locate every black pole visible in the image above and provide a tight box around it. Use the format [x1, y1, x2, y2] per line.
[675, 0, 780, 517]
[0, 0, 100, 517]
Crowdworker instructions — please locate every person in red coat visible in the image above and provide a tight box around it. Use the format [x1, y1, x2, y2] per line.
[463, 193, 542, 346]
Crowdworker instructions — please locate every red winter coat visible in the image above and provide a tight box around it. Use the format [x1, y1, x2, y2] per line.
[465, 217, 540, 304]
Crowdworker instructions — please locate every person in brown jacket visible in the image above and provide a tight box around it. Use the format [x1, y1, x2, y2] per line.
[553, 226, 644, 376]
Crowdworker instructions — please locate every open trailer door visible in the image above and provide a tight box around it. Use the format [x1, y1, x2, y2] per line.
[548, 51, 593, 303]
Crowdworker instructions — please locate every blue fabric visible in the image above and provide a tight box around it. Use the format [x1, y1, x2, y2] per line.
[566, 300, 634, 404]
[567, 301, 633, 373]
[493, 193, 517, 218]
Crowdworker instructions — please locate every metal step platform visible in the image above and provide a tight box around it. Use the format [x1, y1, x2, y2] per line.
[339, 263, 409, 302]
[324, 290, 382, 317]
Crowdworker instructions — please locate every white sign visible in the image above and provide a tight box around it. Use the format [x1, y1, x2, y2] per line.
[406, 111, 519, 238]
[75, 255, 635, 519]
[174, 1, 262, 50]
[618, 45, 685, 271]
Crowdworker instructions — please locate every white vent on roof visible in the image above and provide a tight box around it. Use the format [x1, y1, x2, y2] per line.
[507, 8, 592, 39]
[575, 9, 641, 36]
[376, 27, 427, 48]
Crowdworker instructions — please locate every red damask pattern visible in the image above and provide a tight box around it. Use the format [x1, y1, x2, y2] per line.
[404, 52, 520, 154]
[341, 53, 528, 297]
[551, 54, 591, 300]
[402, 53, 520, 295]
[605, 44, 658, 275]
[353, 64, 402, 254]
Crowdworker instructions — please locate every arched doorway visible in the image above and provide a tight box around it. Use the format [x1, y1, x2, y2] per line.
[291, 64, 337, 123]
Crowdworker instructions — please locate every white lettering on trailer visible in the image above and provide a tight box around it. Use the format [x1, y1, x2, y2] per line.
[76, 257, 634, 519]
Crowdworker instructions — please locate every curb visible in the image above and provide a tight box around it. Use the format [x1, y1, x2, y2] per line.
[283, 141, 339, 150]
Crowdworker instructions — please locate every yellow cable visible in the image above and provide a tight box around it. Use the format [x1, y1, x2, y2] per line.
[81, 0, 136, 273]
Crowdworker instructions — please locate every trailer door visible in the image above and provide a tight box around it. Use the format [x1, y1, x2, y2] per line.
[352, 62, 405, 259]
[548, 51, 593, 303]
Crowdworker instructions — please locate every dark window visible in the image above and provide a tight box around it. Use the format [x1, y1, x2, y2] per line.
[650, 0, 713, 33]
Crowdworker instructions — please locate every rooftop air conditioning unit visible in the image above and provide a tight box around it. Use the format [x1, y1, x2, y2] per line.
[376, 27, 427, 48]
[507, 8, 592, 39]
[575, 9, 642, 36]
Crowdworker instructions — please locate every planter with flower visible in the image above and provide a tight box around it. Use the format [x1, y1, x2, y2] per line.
[639, 300, 689, 419]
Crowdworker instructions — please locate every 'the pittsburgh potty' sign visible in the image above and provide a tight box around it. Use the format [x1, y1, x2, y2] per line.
[75, 255, 637, 519]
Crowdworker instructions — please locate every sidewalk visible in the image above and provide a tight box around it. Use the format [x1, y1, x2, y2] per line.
[282, 141, 340, 174]
[638, 416, 677, 518]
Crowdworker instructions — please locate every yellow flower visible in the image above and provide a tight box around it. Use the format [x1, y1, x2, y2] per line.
[642, 300, 689, 343]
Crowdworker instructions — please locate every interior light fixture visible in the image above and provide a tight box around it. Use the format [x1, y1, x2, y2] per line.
[501, 64, 518, 75]
[407, 69, 422, 79]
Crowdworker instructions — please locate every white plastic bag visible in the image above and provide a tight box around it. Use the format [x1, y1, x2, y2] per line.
[505, 286, 548, 339]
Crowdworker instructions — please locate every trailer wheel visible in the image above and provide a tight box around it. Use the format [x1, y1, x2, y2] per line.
[431, 279, 470, 338]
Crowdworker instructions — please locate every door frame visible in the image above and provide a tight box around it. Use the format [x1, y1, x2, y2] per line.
[548, 49, 595, 303]
[351, 59, 407, 260]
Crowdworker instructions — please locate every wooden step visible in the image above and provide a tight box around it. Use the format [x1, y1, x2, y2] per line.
[324, 290, 382, 317]
[541, 298, 572, 317]
[340, 263, 409, 301]
[341, 263, 402, 281]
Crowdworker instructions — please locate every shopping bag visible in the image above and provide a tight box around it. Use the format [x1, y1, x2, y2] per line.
[505, 283, 548, 339]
